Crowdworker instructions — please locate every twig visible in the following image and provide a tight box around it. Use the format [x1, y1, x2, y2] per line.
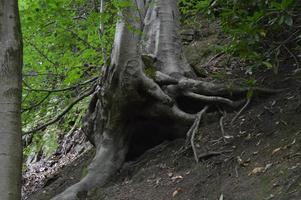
[65, 27, 99, 51]
[22, 92, 51, 113]
[198, 150, 233, 160]
[235, 165, 239, 177]
[204, 52, 223, 67]
[186, 106, 209, 163]
[24, 77, 98, 93]
[25, 39, 57, 66]
[98, 0, 108, 67]
[134, 0, 144, 27]
[295, 87, 301, 111]
[219, 109, 227, 142]
[283, 45, 300, 69]
[231, 98, 251, 125]
[23, 87, 96, 135]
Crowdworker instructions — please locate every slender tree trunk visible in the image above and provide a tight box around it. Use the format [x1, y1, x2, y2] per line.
[0, 1, 23, 199]
[53, 0, 279, 199]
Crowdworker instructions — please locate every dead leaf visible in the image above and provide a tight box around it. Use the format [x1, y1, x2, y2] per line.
[224, 135, 234, 139]
[272, 148, 281, 155]
[237, 156, 244, 165]
[264, 163, 273, 172]
[237, 156, 248, 167]
[219, 193, 224, 200]
[248, 167, 265, 176]
[155, 178, 161, 185]
[172, 188, 183, 198]
[287, 139, 296, 148]
[185, 171, 191, 175]
[171, 175, 183, 182]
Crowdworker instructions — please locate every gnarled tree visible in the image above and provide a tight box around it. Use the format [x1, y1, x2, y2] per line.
[53, 0, 279, 199]
[0, 0, 23, 199]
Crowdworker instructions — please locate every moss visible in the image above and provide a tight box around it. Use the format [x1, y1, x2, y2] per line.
[144, 67, 156, 79]
[81, 165, 89, 179]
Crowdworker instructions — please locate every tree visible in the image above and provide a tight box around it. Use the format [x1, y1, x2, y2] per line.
[0, 0, 23, 199]
[53, 0, 279, 199]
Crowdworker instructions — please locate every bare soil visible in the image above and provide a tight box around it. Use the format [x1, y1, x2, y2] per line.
[24, 19, 301, 200]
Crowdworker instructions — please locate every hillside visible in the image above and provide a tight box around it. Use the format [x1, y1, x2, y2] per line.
[22, 16, 301, 200]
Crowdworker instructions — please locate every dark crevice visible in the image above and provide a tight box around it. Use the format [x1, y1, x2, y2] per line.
[125, 119, 180, 161]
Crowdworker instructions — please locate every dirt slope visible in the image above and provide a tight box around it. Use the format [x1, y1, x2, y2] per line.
[25, 19, 301, 200]
[27, 87, 301, 200]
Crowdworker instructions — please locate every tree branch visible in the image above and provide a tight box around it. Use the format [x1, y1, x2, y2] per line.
[23, 87, 96, 135]
[21, 92, 51, 113]
[24, 77, 98, 93]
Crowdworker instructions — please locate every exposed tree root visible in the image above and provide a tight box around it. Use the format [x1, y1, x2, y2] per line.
[231, 98, 251, 125]
[198, 150, 233, 160]
[186, 106, 209, 163]
[52, 0, 285, 199]
[184, 92, 243, 107]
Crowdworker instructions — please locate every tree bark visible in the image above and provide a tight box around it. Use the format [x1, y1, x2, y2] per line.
[0, 1, 23, 199]
[53, 0, 277, 199]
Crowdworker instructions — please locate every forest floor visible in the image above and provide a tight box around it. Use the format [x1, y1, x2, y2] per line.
[23, 19, 301, 200]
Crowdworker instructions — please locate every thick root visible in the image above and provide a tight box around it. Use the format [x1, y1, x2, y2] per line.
[184, 91, 244, 107]
[52, 133, 128, 200]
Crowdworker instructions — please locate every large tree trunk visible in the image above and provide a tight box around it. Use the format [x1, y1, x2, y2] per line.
[53, 0, 272, 199]
[0, 1, 23, 199]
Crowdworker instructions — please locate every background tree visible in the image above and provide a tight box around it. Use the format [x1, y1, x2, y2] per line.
[0, 0, 23, 199]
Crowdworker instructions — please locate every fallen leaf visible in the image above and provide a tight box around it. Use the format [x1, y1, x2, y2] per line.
[172, 188, 183, 198]
[224, 135, 234, 139]
[288, 139, 296, 147]
[237, 156, 248, 167]
[237, 156, 244, 165]
[155, 178, 161, 185]
[219, 193, 224, 200]
[264, 163, 273, 172]
[171, 175, 183, 182]
[272, 148, 281, 155]
[248, 167, 265, 176]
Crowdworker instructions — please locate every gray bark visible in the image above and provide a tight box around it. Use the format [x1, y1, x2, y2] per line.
[53, 0, 275, 199]
[0, 0, 23, 199]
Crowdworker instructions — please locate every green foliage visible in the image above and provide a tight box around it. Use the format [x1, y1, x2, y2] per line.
[24, 126, 59, 158]
[179, 0, 301, 74]
[19, 0, 119, 158]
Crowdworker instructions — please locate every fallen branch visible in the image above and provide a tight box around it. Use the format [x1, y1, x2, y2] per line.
[23, 87, 96, 135]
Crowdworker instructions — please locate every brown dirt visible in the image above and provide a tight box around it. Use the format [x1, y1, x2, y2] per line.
[25, 18, 301, 200]
[26, 87, 301, 200]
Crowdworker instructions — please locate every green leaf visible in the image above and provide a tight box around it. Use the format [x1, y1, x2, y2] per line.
[262, 61, 273, 69]
[247, 89, 254, 100]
